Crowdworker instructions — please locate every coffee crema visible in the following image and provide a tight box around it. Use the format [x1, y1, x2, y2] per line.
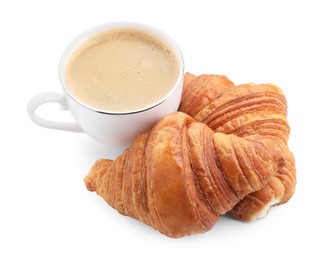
[65, 28, 179, 112]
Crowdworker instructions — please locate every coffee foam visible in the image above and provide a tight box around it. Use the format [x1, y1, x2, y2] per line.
[65, 28, 179, 112]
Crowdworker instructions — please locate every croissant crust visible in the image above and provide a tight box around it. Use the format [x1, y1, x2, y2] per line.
[84, 73, 296, 238]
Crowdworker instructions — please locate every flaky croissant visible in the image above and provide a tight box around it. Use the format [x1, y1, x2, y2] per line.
[179, 73, 296, 221]
[84, 73, 296, 238]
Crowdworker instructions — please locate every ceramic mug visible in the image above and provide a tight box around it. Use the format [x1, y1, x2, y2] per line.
[27, 22, 184, 146]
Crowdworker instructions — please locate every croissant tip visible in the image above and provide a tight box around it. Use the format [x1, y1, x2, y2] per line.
[84, 159, 112, 192]
[83, 176, 96, 192]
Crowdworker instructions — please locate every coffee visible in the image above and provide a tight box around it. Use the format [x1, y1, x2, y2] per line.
[65, 28, 180, 112]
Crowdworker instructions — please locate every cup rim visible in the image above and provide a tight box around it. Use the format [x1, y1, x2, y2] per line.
[58, 21, 184, 115]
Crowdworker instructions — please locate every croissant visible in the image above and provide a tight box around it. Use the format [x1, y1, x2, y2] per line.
[84, 73, 296, 238]
[179, 73, 296, 221]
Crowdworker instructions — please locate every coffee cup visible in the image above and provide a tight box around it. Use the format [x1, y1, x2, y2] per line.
[27, 22, 184, 146]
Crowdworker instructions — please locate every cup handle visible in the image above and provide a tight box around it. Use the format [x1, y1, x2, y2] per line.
[27, 92, 83, 133]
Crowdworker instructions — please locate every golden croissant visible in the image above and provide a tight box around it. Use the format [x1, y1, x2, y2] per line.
[180, 73, 296, 221]
[84, 73, 296, 238]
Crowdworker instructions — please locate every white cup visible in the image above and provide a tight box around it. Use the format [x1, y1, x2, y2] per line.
[27, 22, 184, 146]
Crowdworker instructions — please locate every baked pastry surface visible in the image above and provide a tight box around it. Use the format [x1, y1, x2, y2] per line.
[84, 73, 296, 238]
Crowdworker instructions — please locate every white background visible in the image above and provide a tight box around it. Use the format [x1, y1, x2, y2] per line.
[1, 0, 323, 259]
